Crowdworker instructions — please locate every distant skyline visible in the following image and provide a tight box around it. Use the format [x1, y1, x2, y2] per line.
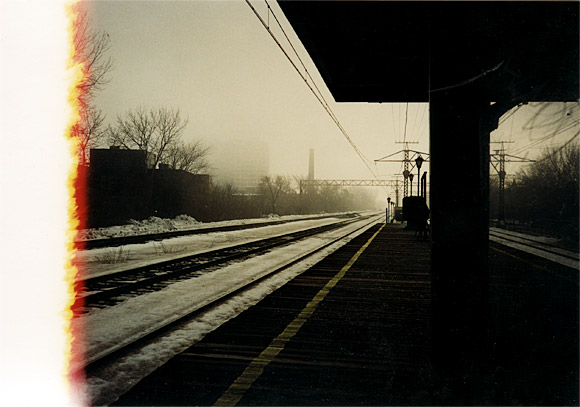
[212, 137, 270, 193]
[88, 0, 577, 202]
[87, 0, 429, 203]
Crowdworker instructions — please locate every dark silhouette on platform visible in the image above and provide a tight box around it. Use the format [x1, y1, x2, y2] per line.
[402, 196, 430, 239]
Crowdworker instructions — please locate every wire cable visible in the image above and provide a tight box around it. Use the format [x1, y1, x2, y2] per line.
[408, 103, 420, 142]
[416, 104, 429, 142]
[245, 0, 380, 179]
[533, 133, 579, 163]
[391, 104, 397, 141]
[403, 103, 409, 143]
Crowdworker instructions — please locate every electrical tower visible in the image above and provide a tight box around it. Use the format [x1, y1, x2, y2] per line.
[398, 141, 417, 197]
[490, 141, 534, 223]
[375, 143, 429, 198]
[299, 178, 403, 209]
[392, 176, 402, 206]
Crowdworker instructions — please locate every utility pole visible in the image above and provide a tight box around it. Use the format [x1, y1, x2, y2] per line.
[490, 141, 533, 224]
[375, 144, 428, 198]
[375, 103, 427, 199]
[396, 141, 418, 197]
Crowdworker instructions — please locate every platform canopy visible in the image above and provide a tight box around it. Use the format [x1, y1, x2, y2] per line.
[278, 1, 579, 104]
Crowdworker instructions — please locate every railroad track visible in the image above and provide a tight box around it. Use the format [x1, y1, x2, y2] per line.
[489, 227, 579, 269]
[73, 215, 372, 313]
[75, 212, 361, 249]
[77, 214, 384, 376]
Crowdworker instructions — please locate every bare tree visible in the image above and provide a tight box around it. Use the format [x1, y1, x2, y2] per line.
[73, 6, 113, 104]
[319, 184, 342, 212]
[71, 5, 113, 163]
[259, 175, 292, 214]
[108, 107, 188, 168]
[74, 106, 106, 165]
[512, 143, 579, 241]
[109, 107, 158, 152]
[165, 140, 210, 174]
[155, 107, 189, 167]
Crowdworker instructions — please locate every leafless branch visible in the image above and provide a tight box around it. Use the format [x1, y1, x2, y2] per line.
[165, 139, 210, 174]
[108, 107, 190, 168]
[155, 108, 189, 168]
[73, 6, 113, 104]
[259, 175, 292, 213]
[73, 106, 107, 165]
[70, 5, 113, 164]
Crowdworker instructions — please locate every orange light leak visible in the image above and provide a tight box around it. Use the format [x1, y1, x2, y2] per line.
[64, 0, 88, 404]
[0, 1, 89, 404]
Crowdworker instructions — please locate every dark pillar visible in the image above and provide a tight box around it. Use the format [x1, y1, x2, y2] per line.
[429, 85, 490, 381]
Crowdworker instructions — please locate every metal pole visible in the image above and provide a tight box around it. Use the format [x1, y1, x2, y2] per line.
[418, 167, 421, 197]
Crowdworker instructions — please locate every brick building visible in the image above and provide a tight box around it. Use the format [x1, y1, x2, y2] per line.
[85, 147, 211, 227]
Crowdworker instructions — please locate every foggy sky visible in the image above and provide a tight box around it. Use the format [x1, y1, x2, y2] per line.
[88, 0, 577, 202]
[88, 0, 430, 202]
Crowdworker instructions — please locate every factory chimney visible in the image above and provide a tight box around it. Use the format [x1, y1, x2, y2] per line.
[308, 149, 315, 180]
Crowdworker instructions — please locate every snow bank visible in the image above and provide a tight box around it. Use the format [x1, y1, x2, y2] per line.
[77, 212, 363, 241]
[74, 217, 347, 280]
[78, 215, 201, 240]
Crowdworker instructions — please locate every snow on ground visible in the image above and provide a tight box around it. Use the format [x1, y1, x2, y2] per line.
[77, 213, 351, 241]
[490, 227, 564, 247]
[80, 214, 383, 405]
[490, 228, 579, 269]
[78, 215, 201, 240]
[74, 216, 358, 280]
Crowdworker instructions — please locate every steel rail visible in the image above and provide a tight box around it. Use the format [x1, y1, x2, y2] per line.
[73, 215, 376, 311]
[78, 214, 384, 374]
[489, 229, 579, 261]
[76, 213, 360, 250]
[489, 227, 578, 254]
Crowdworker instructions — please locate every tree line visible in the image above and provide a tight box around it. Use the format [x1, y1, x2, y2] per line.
[490, 143, 579, 247]
[203, 176, 381, 222]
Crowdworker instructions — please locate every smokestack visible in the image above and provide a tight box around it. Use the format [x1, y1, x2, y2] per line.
[308, 149, 314, 180]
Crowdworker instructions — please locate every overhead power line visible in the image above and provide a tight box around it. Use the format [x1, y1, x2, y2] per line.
[245, 0, 380, 180]
[503, 102, 579, 157]
[533, 133, 579, 163]
[415, 104, 429, 141]
[403, 103, 409, 143]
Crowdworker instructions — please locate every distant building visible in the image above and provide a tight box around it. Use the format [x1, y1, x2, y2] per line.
[211, 139, 270, 194]
[86, 147, 211, 227]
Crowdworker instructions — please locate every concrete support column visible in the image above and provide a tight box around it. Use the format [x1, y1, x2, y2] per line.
[429, 86, 490, 371]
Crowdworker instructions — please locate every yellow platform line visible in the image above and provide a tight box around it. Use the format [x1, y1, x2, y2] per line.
[213, 224, 385, 406]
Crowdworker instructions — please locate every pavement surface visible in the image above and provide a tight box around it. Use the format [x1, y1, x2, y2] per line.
[112, 223, 578, 406]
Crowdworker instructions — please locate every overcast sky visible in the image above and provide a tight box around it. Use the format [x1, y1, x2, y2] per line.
[87, 0, 432, 202]
[87, 0, 577, 200]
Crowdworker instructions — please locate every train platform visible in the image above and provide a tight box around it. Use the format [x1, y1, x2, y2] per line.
[113, 222, 578, 406]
